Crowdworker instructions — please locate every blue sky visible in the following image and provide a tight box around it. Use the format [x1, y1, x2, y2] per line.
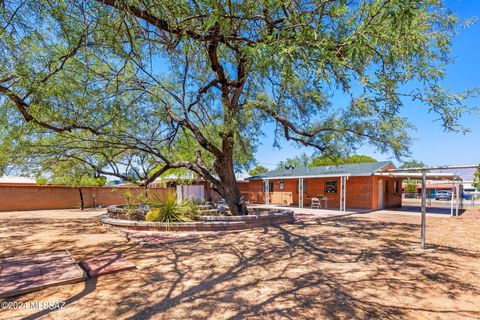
[254, 0, 480, 169]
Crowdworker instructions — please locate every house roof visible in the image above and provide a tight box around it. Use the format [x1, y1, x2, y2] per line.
[429, 168, 476, 182]
[0, 176, 36, 184]
[151, 172, 250, 184]
[247, 161, 393, 180]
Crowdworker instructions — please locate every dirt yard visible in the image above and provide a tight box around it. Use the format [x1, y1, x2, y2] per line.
[0, 209, 479, 319]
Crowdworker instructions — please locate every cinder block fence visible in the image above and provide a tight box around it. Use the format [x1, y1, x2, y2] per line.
[0, 184, 173, 212]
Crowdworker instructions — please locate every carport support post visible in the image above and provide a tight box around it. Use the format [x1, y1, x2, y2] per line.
[450, 182, 455, 217]
[455, 182, 460, 217]
[420, 171, 427, 249]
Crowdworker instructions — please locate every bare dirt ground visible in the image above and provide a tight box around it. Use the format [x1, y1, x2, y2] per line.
[0, 209, 479, 320]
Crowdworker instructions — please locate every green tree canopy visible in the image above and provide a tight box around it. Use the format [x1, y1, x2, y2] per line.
[249, 165, 269, 176]
[0, 0, 477, 215]
[276, 153, 312, 169]
[473, 165, 480, 190]
[311, 155, 377, 167]
[400, 160, 427, 169]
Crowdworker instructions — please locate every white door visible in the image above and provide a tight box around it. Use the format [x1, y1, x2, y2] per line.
[378, 179, 384, 209]
[182, 185, 205, 201]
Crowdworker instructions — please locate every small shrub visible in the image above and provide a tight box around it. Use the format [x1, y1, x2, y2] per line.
[178, 199, 200, 221]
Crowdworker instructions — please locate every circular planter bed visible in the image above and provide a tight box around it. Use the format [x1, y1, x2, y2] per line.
[106, 205, 149, 221]
[101, 207, 294, 232]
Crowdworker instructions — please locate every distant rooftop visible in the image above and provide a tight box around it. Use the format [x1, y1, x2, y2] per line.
[429, 167, 477, 182]
[247, 161, 393, 180]
[0, 176, 36, 184]
[152, 172, 250, 182]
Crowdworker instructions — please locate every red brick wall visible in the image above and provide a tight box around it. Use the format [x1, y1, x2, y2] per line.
[345, 176, 374, 209]
[0, 185, 173, 212]
[371, 176, 403, 210]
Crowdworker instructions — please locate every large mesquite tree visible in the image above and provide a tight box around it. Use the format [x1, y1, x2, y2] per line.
[0, 0, 477, 215]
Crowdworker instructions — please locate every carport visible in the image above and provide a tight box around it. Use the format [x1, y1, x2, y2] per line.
[376, 171, 463, 217]
[378, 164, 478, 249]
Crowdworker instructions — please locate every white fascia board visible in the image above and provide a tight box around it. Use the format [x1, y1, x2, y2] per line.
[260, 173, 355, 180]
[375, 172, 462, 181]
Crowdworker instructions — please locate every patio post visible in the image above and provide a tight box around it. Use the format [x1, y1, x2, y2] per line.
[420, 170, 427, 249]
[298, 178, 304, 208]
[339, 177, 343, 212]
[344, 176, 348, 212]
[264, 179, 270, 207]
[339, 176, 347, 212]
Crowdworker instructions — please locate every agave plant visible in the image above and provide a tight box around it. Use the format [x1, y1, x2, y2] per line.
[145, 190, 187, 223]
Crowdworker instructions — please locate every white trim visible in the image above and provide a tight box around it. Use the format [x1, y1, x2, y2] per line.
[375, 172, 461, 180]
[256, 173, 353, 180]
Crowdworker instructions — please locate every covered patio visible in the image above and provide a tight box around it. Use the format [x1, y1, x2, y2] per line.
[261, 175, 350, 212]
[245, 161, 402, 212]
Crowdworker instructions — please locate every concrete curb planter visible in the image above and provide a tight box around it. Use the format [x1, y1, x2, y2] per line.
[99, 208, 295, 232]
[106, 205, 149, 220]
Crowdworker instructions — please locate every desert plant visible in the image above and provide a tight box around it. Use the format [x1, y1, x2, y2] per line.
[122, 190, 135, 208]
[145, 190, 187, 223]
[178, 199, 200, 221]
[145, 207, 187, 223]
[147, 190, 176, 207]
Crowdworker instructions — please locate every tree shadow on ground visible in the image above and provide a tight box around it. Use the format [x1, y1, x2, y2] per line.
[119, 216, 480, 319]
[1, 213, 479, 319]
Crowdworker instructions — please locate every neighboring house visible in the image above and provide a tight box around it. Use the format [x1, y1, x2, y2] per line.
[0, 176, 36, 186]
[246, 161, 402, 210]
[149, 172, 250, 202]
[402, 167, 477, 194]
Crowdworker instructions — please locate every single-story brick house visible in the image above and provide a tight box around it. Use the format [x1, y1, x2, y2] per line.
[244, 161, 402, 211]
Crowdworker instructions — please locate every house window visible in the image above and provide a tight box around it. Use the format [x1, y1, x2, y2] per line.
[393, 180, 399, 194]
[279, 179, 284, 190]
[385, 181, 390, 193]
[325, 180, 337, 193]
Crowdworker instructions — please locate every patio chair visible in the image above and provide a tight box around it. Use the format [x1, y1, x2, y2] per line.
[311, 197, 320, 209]
[320, 196, 329, 209]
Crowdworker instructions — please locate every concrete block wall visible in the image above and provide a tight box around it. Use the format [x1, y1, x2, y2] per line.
[0, 185, 173, 212]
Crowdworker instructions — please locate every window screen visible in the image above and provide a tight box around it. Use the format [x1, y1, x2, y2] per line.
[325, 180, 338, 193]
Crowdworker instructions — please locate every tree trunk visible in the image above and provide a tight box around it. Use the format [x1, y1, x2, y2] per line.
[214, 154, 248, 216]
[78, 188, 84, 211]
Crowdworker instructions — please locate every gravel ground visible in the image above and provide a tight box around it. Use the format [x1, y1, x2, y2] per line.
[0, 208, 479, 320]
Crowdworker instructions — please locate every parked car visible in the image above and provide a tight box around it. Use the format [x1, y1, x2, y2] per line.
[435, 190, 452, 200]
